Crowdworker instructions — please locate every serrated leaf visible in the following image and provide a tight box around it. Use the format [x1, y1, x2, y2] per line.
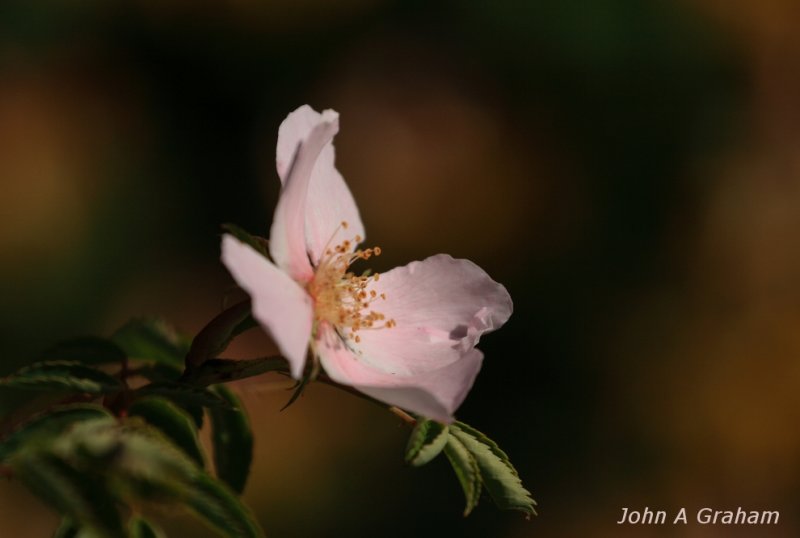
[0, 361, 123, 394]
[113, 318, 190, 368]
[454, 421, 516, 475]
[114, 421, 264, 537]
[443, 434, 481, 516]
[41, 338, 126, 366]
[52, 519, 104, 538]
[52, 518, 79, 538]
[41, 418, 264, 538]
[449, 424, 536, 517]
[130, 373, 204, 428]
[136, 382, 234, 410]
[183, 357, 287, 387]
[12, 451, 124, 536]
[128, 397, 205, 467]
[51, 417, 121, 461]
[187, 467, 263, 537]
[221, 224, 269, 257]
[405, 419, 449, 467]
[209, 386, 253, 494]
[129, 516, 166, 538]
[184, 302, 255, 370]
[133, 363, 183, 383]
[0, 404, 112, 461]
[183, 403, 205, 430]
[12, 416, 261, 538]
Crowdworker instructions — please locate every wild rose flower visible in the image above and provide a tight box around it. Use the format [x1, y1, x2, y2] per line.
[221, 105, 512, 422]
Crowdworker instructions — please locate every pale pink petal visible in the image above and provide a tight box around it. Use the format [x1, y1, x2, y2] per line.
[221, 234, 313, 379]
[275, 105, 365, 265]
[314, 254, 509, 421]
[269, 111, 339, 282]
[316, 324, 483, 422]
[276, 105, 323, 182]
[304, 161, 365, 266]
[354, 254, 512, 375]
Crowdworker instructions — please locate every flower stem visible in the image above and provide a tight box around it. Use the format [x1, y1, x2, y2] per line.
[388, 406, 417, 426]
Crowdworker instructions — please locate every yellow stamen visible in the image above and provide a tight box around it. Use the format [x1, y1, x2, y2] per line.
[306, 234, 393, 343]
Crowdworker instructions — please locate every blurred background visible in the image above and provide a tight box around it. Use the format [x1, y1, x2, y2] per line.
[1, 0, 799, 536]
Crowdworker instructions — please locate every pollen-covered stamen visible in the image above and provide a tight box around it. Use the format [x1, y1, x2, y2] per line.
[307, 230, 394, 342]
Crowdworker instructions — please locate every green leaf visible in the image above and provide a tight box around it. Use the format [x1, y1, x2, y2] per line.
[183, 357, 287, 387]
[0, 404, 112, 461]
[221, 223, 269, 258]
[12, 451, 124, 536]
[0, 361, 123, 394]
[52, 519, 105, 538]
[128, 516, 166, 538]
[186, 473, 264, 538]
[41, 338, 126, 366]
[449, 424, 536, 517]
[405, 419, 449, 467]
[443, 434, 481, 516]
[40, 418, 264, 537]
[130, 374, 204, 428]
[52, 518, 79, 538]
[113, 318, 190, 368]
[184, 302, 255, 370]
[133, 363, 183, 383]
[136, 382, 234, 410]
[128, 397, 205, 467]
[454, 421, 517, 475]
[14, 416, 262, 538]
[209, 386, 253, 494]
[183, 403, 205, 430]
[113, 421, 264, 537]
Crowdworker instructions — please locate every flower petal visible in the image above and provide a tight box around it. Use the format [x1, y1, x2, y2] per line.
[354, 254, 512, 376]
[269, 109, 339, 282]
[303, 161, 365, 266]
[276, 105, 324, 182]
[275, 105, 365, 266]
[316, 323, 483, 422]
[221, 234, 313, 379]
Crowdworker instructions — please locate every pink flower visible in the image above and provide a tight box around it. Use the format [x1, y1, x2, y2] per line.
[221, 105, 512, 422]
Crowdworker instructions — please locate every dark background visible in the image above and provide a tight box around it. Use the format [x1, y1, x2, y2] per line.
[1, 1, 799, 536]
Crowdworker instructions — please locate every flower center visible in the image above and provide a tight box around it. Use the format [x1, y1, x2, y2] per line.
[307, 222, 395, 343]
